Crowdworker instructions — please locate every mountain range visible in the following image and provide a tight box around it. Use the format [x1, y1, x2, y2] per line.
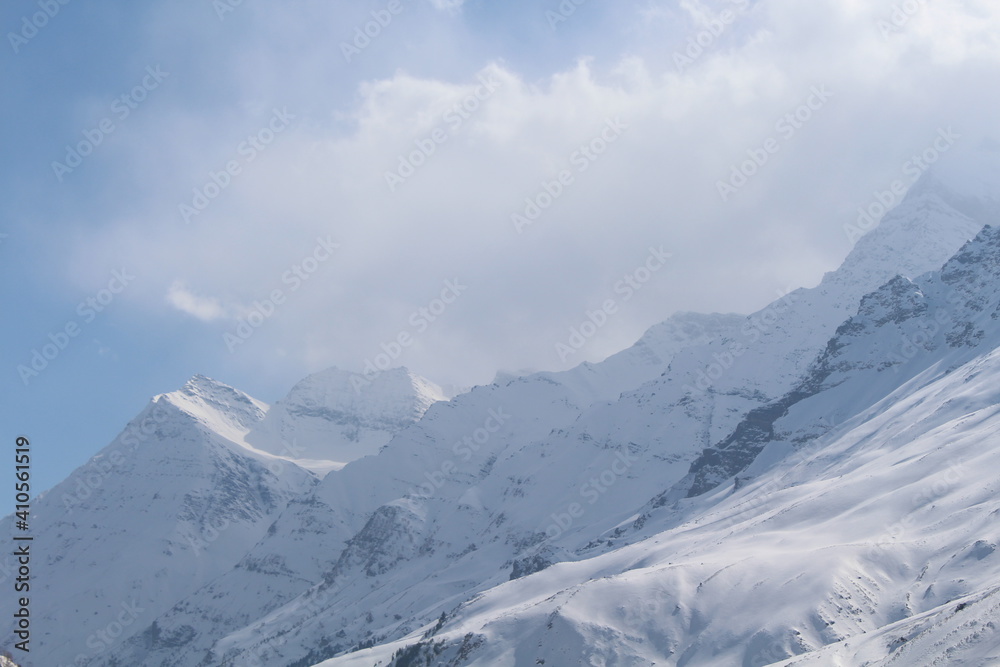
[4, 152, 1000, 666]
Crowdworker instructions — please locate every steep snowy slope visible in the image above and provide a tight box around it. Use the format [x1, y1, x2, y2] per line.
[245, 367, 447, 469]
[468, 174, 992, 564]
[646, 174, 985, 426]
[775, 583, 1000, 666]
[523, 176, 991, 523]
[912, 138, 1000, 227]
[102, 311, 740, 667]
[669, 223, 1000, 499]
[0, 364, 453, 667]
[11, 154, 999, 667]
[0, 376, 317, 667]
[185, 180, 992, 666]
[318, 228, 1000, 666]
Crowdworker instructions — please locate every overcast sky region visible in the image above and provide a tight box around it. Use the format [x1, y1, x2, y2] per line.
[2, 0, 999, 492]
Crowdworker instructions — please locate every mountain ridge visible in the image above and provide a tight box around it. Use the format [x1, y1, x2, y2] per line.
[6, 158, 1000, 667]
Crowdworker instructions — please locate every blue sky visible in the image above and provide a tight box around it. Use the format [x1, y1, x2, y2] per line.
[3, 0, 999, 493]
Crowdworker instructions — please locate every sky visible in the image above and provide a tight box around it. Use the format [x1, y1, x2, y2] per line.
[2, 0, 999, 493]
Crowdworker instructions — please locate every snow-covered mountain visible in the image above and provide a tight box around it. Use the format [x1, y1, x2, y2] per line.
[0, 376, 317, 667]
[0, 369, 442, 667]
[180, 173, 993, 667]
[99, 310, 741, 667]
[5, 154, 1000, 667]
[245, 366, 447, 470]
[328, 224, 1000, 666]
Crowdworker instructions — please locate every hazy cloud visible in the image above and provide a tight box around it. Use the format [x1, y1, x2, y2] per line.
[166, 282, 230, 322]
[48, 1, 1000, 390]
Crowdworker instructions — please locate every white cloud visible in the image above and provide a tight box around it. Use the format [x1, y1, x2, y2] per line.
[67, 0, 1000, 388]
[166, 282, 230, 322]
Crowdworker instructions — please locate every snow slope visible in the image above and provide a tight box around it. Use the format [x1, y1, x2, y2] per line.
[0, 376, 317, 667]
[317, 227, 1000, 666]
[102, 310, 741, 667]
[178, 181, 991, 665]
[245, 366, 447, 470]
[6, 155, 1000, 667]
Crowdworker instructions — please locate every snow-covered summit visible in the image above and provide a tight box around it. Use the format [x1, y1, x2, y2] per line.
[155, 373, 269, 444]
[909, 136, 1000, 213]
[269, 366, 445, 426]
[0, 374, 315, 667]
[245, 366, 447, 465]
[668, 223, 1000, 500]
[833, 140, 998, 304]
[836, 187, 984, 290]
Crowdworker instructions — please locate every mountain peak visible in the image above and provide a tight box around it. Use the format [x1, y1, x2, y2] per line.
[153, 374, 268, 441]
[182, 372, 234, 394]
[836, 139, 1000, 287]
[907, 136, 1000, 209]
[17, 151, 1000, 667]
[829, 184, 983, 308]
[280, 365, 446, 416]
[244, 366, 446, 466]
